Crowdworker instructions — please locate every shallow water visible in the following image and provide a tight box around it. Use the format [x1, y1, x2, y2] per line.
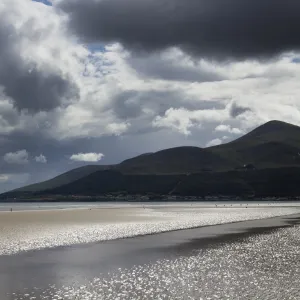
[0, 202, 124, 211]
[1, 203, 300, 299]
[3, 214, 300, 300]
[1, 201, 300, 211]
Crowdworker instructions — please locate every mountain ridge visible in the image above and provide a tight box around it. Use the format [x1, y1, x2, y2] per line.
[3, 120, 300, 198]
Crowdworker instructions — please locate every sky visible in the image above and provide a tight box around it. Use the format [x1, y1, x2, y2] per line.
[1, 0, 300, 192]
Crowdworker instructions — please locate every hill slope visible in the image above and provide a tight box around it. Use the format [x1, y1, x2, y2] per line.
[4, 120, 300, 198]
[43, 167, 300, 198]
[118, 146, 236, 174]
[209, 120, 300, 168]
[12, 165, 112, 193]
[232, 120, 300, 147]
[4, 146, 235, 196]
[47, 170, 184, 196]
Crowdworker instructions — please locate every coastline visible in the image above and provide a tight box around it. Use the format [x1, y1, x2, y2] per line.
[2, 195, 300, 202]
[0, 204, 299, 256]
[1, 213, 300, 300]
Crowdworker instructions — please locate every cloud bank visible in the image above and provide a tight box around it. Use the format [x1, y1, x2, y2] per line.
[0, 0, 79, 113]
[1, 0, 300, 191]
[57, 0, 300, 60]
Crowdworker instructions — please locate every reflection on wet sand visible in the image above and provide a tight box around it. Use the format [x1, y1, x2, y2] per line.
[0, 204, 299, 255]
[1, 213, 300, 299]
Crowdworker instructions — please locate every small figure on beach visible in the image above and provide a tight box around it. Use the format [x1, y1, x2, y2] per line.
[10, 208, 12, 212]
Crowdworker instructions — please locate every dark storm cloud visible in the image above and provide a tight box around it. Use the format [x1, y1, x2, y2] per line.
[111, 91, 144, 120]
[111, 89, 225, 121]
[0, 21, 78, 112]
[127, 54, 224, 82]
[230, 102, 251, 118]
[0, 102, 20, 130]
[58, 0, 300, 60]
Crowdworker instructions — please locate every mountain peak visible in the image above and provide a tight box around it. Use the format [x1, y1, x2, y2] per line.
[260, 120, 295, 128]
[4, 120, 300, 197]
[240, 120, 300, 139]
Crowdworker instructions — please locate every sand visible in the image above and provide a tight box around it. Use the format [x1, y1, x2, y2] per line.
[0, 204, 300, 255]
[2, 213, 300, 300]
[0, 206, 159, 224]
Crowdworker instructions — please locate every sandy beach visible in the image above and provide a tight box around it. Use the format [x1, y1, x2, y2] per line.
[0, 203, 299, 256]
[0, 206, 161, 224]
[0, 211, 300, 300]
[1, 203, 300, 300]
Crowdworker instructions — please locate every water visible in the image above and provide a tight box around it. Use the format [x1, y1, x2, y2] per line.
[0, 203, 299, 255]
[1, 202, 300, 299]
[0, 202, 119, 211]
[2, 214, 300, 300]
[1, 200, 300, 212]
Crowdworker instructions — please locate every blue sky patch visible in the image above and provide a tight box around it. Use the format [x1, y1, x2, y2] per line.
[292, 58, 300, 63]
[32, 0, 52, 6]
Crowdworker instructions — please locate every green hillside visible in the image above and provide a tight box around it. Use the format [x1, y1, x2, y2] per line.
[42, 167, 300, 198]
[209, 120, 300, 168]
[118, 146, 235, 174]
[3, 120, 300, 199]
[12, 165, 112, 193]
[47, 170, 184, 196]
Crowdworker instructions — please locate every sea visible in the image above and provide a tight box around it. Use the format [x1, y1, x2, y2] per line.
[1, 200, 300, 211]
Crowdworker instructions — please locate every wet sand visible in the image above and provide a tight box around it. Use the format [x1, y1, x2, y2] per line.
[1, 205, 300, 299]
[1, 213, 300, 299]
[0, 205, 299, 255]
[0, 206, 160, 223]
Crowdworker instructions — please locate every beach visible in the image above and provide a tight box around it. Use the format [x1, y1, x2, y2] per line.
[1, 203, 300, 299]
[0, 203, 299, 255]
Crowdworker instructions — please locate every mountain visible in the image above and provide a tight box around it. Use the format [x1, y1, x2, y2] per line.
[232, 120, 300, 147]
[118, 146, 235, 174]
[3, 120, 300, 199]
[35, 166, 300, 198]
[209, 120, 300, 168]
[11, 165, 112, 193]
[172, 167, 300, 197]
[47, 170, 184, 196]
[3, 147, 237, 196]
[120, 120, 300, 172]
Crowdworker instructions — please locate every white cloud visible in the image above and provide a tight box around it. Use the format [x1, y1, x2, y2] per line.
[3, 150, 29, 164]
[3, 0, 300, 194]
[215, 124, 244, 135]
[35, 154, 47, 163]
[153, 107, 227, 135]
[70, 152, 105, 162]
[2, 0, 300, 143]
[206, 138, 223, 147]
[0, 1, 133, 140]
[152, 108, 195, 135]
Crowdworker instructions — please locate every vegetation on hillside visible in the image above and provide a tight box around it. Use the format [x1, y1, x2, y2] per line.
[3, 120, 300, 199]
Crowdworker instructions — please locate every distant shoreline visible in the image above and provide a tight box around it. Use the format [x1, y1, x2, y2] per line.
[1, 197, 300, 203]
